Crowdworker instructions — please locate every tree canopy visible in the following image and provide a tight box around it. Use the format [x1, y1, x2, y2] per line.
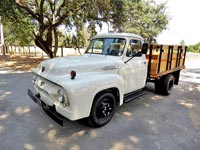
[123, 0, 168, 43]
[180, 40, 186, 46]
[0, 0, 169, 58]
[0, 0, 34, 46]
[188, 42, 200, 53]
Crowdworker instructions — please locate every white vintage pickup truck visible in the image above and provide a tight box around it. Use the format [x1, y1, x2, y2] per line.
[28, 33, 187, 127]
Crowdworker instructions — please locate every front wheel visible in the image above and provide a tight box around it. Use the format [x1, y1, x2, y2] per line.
[87, 92, 116, 128]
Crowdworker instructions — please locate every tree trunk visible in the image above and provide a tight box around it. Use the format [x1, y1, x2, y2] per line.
[106, 22, 110, 33]
[34, 28, 55, 58]
[53, 28, 58, 57]
[2, 45, 6, 56]
[34, 35, 53, 58]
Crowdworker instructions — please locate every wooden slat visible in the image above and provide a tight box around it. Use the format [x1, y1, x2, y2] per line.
[181, 46, 186, 51]
[173, 45, 179, 50]
[162, 45, 170, 50]
[149, 66, 185, 78]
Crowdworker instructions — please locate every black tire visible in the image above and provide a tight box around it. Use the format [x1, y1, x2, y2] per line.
[88, 92, 116, 128]
[163, 74, 174, 95]
[155, 79, 163, 94]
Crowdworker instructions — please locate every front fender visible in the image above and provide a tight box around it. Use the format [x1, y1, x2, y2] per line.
[90, 74, 124, 106]
[57, 73, 124, 120]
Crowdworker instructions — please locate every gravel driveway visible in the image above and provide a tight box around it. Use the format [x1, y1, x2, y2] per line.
[0, 54, 199, 150]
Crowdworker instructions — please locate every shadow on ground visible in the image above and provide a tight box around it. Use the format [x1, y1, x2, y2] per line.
[0, 68, 200, 150]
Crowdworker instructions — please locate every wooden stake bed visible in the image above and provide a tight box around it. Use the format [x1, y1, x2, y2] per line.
[146, 44, 187, 79]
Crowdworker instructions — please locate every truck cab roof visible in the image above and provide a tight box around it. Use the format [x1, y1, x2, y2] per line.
[93, 33, 144, 42]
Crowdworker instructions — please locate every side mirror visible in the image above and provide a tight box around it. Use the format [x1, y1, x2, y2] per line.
[142, 43, 148, 54]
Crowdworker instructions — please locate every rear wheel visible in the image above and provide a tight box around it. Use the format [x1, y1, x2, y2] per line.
[155, 74, 174, 95]
[163, 74, 174, 95]
[155, 79, 163, 94]
[88, 92, 116, 128]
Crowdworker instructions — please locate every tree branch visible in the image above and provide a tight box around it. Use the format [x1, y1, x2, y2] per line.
[15, 0, 43, 24]
[47, 0, 56, 24]
[56, 0, 67, 17]
[39, 0, 45, 22]
[44, 15, 51, 23]
[47, 0, 54, 14]
[48, 2, 90, 31]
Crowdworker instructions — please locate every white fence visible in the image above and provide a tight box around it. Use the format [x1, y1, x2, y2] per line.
[186, 52, 200, 61]
[185, 52, 200, 68]
[1, 46, 200, 64]
[0, 45, 86, 57]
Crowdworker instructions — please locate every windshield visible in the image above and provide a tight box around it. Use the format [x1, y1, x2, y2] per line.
[85, 38, 126, 56]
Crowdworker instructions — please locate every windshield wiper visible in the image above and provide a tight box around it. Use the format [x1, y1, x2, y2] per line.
[124, 56, 135, 64]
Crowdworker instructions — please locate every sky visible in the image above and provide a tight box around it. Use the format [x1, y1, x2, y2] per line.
[98, 0, 200, 45]
[155, 0, 200, 45]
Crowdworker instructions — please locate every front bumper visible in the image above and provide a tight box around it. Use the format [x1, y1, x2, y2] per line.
[27, 89, 65, 126]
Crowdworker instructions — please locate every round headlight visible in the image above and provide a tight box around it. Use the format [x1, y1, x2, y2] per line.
[57, 89, 65, 103]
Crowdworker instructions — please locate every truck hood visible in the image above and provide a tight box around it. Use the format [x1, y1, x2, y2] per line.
[33, 54, 122, 80]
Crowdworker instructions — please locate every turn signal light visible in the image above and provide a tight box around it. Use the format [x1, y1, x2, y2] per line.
[70, 70, 76, 79]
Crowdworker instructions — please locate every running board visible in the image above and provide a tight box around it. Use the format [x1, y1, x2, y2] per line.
[124, 89, 146, 103]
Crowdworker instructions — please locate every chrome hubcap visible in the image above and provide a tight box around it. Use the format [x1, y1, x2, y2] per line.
[101, 103, 112, 117]
[97, 98, 113, 119]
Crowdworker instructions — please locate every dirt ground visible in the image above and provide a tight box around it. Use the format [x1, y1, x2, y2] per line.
[0, 54, 45, 72]
[0, 54, 200, 150]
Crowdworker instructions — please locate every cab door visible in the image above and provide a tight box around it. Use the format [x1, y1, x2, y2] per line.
[122, 39, 147, 94]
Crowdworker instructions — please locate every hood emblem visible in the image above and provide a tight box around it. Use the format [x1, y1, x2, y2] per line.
[41, 66, 45, 72]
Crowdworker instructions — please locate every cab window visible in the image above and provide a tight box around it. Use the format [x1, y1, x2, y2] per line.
[126, 40, 142, 57]
[86, 38, 126, 56]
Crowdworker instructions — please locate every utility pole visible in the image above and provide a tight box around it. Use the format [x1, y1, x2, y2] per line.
[0, 16, 5, 55]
